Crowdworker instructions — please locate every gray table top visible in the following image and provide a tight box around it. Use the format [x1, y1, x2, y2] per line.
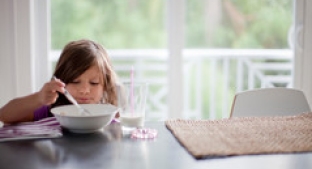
[0, 121, 311, 169]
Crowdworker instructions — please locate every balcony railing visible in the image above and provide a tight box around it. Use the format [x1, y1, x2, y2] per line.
[50, 49, 293, 120]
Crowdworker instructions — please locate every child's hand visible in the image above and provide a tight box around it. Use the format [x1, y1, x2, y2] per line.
[38, 78, 65, 105]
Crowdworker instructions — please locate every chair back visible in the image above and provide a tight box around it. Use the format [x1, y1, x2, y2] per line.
[230, 88, 311, 117]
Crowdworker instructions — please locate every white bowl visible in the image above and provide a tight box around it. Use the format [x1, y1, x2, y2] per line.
[51, 104, 119, 133]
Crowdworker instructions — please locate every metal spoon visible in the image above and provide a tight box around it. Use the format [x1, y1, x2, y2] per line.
[52, 76, 91, 116]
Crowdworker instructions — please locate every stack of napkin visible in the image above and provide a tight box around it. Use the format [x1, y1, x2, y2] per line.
[0, 117, 62, 142]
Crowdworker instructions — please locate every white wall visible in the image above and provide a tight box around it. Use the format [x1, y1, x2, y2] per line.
[293, 0, 312, 106]
[0, 0, 16, 106]
[0, 0, 50, 106]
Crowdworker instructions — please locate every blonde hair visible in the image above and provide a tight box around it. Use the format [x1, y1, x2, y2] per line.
[52, 39, 119, 108]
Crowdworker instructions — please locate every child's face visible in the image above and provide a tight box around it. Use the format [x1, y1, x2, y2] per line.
[66, 65, 104, 104]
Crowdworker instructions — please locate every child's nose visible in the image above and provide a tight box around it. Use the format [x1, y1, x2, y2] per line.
[79, 83, 91, 94]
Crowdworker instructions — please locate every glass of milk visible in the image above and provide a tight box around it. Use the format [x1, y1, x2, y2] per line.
[118, 82, 148, 133]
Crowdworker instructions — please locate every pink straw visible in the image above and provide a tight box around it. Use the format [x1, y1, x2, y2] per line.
[130, 66, 134, 116]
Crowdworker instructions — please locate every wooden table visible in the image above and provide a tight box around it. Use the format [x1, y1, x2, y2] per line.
[0, 121, 311, 169]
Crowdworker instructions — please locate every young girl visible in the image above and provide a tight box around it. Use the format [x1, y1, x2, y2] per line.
[0, 39, 119, 124]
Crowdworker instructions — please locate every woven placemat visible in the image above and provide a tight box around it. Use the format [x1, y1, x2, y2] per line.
[165, 112, 312, 159]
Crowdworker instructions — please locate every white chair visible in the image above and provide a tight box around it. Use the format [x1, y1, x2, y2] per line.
[230, 88, 311, 117]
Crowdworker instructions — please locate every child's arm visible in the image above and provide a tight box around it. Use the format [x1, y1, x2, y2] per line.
[0, 93, 43, 123]
[0, 79, 65, 124]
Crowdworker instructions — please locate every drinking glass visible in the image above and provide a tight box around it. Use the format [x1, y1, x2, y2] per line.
[118, 82, 147, 130]
[117, 82, 157, 139]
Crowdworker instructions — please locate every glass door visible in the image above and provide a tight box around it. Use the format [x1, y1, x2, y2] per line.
[184, 0, 294, 119]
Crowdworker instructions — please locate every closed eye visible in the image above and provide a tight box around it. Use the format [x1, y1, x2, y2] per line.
[90, 82, 99, 85]
[70, 81, 80, 84]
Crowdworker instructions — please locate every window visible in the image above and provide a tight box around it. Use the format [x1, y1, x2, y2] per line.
[51, 0, 293, 120]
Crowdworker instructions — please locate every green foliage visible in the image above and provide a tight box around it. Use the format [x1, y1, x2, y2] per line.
[52, 0, 292, 49]
[51, 0, 165, 49]
[185, 0, 292, 48]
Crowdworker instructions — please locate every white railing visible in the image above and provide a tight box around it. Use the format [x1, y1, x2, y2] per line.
[50, 49, 293, 120]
